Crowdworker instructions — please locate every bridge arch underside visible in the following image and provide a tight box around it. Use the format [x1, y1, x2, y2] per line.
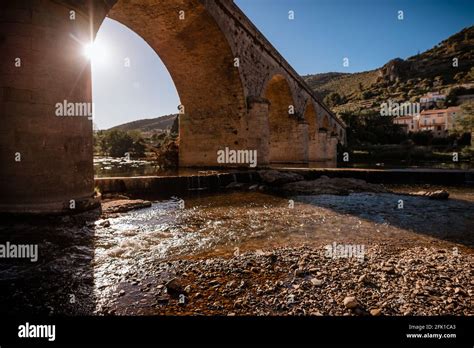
[107, 0, 247, 167]
[264, 75, 308, 163]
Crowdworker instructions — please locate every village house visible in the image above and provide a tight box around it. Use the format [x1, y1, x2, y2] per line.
[419, 92, 446, 109]
[393, 115, 420, 132]
[394, 106, 461, 137]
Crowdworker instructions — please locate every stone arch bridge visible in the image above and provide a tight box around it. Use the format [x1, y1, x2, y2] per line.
[0, 0, 346, 213]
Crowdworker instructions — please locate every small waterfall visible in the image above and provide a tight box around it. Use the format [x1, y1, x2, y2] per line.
[187, 175, 207, 191]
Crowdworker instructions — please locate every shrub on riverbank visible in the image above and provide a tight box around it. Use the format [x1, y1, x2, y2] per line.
[94, 130, 146, 158]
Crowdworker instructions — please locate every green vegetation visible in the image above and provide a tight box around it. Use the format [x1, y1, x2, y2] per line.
[324, 92, 345, 107]
[338, 109, 472, 165]
[339, 110, 407, 146]
[94, 129, 146, 158]
[94, 114, 180, 167]
[446, 87, 474, 106]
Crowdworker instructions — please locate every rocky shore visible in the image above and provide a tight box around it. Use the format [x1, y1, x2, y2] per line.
[100, 244, 473, 316]
[227, 170, 451, 199]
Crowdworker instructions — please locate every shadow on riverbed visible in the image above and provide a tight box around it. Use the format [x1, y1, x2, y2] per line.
[292, 192, 474, 248]
[0, 212, 98, 315]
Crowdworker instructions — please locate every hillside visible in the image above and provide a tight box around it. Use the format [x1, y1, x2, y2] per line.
[304, 26, 474, 114]
[109, 114, 177, 133]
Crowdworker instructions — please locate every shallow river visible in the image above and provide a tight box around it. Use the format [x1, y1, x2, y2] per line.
[0, 186, 473, 314]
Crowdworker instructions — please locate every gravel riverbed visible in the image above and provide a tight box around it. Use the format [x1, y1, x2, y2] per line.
[100, 244, 473, 316]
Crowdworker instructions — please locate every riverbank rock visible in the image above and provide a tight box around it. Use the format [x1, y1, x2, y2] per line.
[102, 199, 152, 214]
[258, 170, 304, 186]
[410, 190, 449, 200]
[280, 177, 389, 195]
[166, 279, 188, 298]
[225, 182, 246, 189]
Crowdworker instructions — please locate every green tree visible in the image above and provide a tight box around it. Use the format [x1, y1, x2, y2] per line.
[467, 67, 474, 81]
[93, 130, 108, 155]
[131, 140, 146, 157]
[170, 115, 179, 135]
[339, 110, 407, 147]
[105, 130, 134, 157]
[324, 92, 343, 107]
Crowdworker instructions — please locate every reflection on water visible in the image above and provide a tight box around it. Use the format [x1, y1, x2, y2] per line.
[94, 157, 472, 178]
[340, 161, 472, 170]
[94, 157, 226, 177]
[94, 157, 162, 177]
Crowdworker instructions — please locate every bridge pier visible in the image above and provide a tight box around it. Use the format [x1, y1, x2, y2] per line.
[246, 97, 271, 166]
[0, 0, 100, 213]
[317, 130, 329, 161]
[295, 121, 309, 163]
[308, 133, 320, 162]
[328, 135, 339, 161]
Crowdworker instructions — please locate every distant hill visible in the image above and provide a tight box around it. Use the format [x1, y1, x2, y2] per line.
[303, 26, 474, 114]
[109, 114, 178, 133]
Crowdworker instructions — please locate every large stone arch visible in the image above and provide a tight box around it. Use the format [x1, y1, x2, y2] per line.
[303, 101, 319, 161]
[263, 75, 307, 163]
[106, 0, 247, 167]
[0, 0, 346, 214]
[0, 0, 247, 213]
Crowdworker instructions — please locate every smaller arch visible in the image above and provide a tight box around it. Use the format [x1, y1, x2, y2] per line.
[320, 114, 330, 131]
[264, 74, 306, 162]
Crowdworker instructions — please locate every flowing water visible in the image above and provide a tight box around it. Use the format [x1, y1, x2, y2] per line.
[1, 185, 473, 314]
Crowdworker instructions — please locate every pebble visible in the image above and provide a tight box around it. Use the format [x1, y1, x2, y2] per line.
[343, 296, 358, 309]
[370, 308, 381, 316]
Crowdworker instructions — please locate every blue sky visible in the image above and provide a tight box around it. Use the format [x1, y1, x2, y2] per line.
[91, 0, 473, 129]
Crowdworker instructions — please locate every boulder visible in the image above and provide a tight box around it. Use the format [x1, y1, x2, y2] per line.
[281, 177, 389, 195]
[258, 170, 304, 186]
[102, 199, 152, 214]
